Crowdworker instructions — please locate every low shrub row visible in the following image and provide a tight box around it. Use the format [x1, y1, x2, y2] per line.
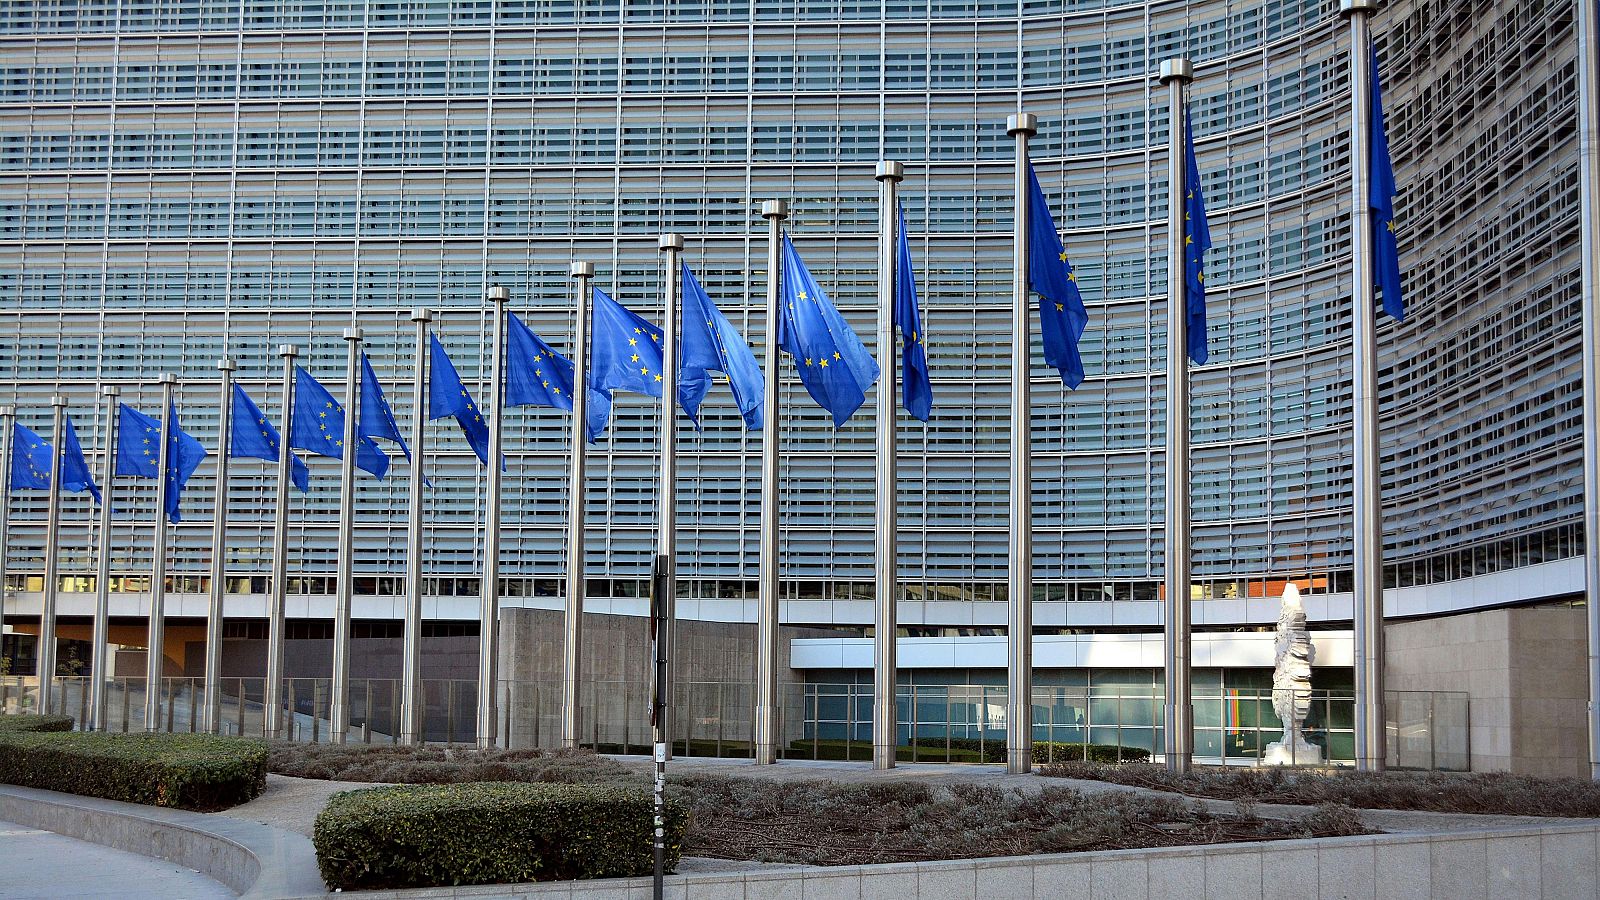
[1035, 761, 1600, 818]
[0, 731, 268, 811]
[314, 781, 687, 890]
[0, 714, 74, 733]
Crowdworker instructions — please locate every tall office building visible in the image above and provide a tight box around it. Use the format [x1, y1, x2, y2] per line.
[0, 0, 1587, 769]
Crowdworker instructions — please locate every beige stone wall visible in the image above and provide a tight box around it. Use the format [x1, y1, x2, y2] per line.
[1386, 606, 1586, 777]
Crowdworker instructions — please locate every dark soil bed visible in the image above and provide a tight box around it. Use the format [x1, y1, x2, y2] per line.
[1038, 761, 1600, 818]
[269, 742, 1372, 866]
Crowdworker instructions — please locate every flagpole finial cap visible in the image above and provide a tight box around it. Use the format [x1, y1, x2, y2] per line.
[277, 344, 299, 359]
[761, 199, 789, 221]
[1159, 58, 1194, 84]
[875, 161, 904, 183]
[50, 395, 67, 408]
[487, 286, 510, 303]
[658, 233, 685, 252]
[100, 385, 119, 398]
[217, 357, 237, 372]
[1340, 0, 1378, 14]
[344, 326, 364, 342]
[570, 261, 594, 279]
[1006, 113, 1037, 137]
[0, 405, 13, 417]
[411, 307, 433, 323]
[158, 372, 178, 386]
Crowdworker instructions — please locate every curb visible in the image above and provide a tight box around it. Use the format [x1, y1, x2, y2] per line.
[0, 784, 326, 899]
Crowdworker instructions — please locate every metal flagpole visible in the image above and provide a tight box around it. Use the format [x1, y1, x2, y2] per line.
[562, 261, 593, 749]
[755, 199, 789, 766]
[38, 396, 66, 714]
[264, 345, 297, 740]
[1342, 0, 1387, 773]
[401, 309, 431, 745]
[479, 286, 509, 750]
[1576, 0, 1600, 782]
[89, 386, 118, 730]
[1005, 114, 1036, 775]
[873, 161, 904, 771]
[1159, 58, 1195, 774]
[144, 372, 176, 731]
[330, 326, 363, 744]
[652, 232, 683, 899]
[656, 234, 683, 753]
[0, 407, 12, 688]
[204, 357, 235, 734]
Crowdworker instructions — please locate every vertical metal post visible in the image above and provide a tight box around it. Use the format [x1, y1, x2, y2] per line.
[0, 407, 11, 674]
[1575, 0, 1600, 781]
[144, 373, 177, 731]
[401, 310, 431, 745]
[873, 161, 904, 770]
[1160, 58, 1195, 774]
[1005, 114, 1037, 775]
[479, 287, 508, 750]
[264, 345, 297, 739]
[330, 326, 363, 744]
[562, 261, 593, 749]
[89, 387, 118, 730]
[1343, 0, 1387, 773]
[653, 233, 684, 900]
[38, 397, 66, 710]
[204, 357, 235, 734]
[755, 199, 789, 766]
[656, 234, 683, 755]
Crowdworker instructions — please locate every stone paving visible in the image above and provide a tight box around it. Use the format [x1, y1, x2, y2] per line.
[0, 817, 233, 900]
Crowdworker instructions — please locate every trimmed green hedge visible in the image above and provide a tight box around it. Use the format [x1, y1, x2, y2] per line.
[314, 782, 689, 890]
[0, 714, 74, 733]
[0, 731, 267, 811]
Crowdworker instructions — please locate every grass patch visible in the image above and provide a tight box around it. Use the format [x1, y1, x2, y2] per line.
[677, 776, 1369, 865]
[0, 731, 267, 811]
[314, 781, 686, 890]
[1038, 762, 1600, 818]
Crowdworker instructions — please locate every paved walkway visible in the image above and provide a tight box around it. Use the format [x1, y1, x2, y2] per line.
[0, 818, 232, 900]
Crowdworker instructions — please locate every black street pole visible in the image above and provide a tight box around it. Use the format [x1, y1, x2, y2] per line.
[650, 553, 669, 900]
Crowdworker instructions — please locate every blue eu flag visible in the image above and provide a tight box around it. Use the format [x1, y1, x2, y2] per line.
[895, 204, 933, 422]
[679, 261, 764, 431]
[427, 334, 495, 468]
[1183, 108, 1213, 365]
[60, 414, 101, 505]
[1370, 48, 1405, 322]
[231, 383, 309, 493]
[288, 367, 390, 480]
[359, 353, 412, 461]
[115, 403, 208, 523]
[504, 310, 610, 442]
[590, 287, 665, 399]
[779, 233, 880, 427]
[10, 421, 52, 491]
[1027, 163, 1089, 388]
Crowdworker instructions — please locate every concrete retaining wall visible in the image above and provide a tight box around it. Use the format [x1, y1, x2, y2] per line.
[339, 823, 1600, 900]
[0, 784, 324, 900]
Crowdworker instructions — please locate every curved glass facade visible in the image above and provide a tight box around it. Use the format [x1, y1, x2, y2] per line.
[0, 0, 1583, 618]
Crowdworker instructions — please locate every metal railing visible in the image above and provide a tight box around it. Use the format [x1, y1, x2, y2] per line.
[0, 675, 1468, 770]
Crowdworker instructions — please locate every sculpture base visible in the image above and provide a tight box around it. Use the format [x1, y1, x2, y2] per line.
[1262, 737, 1323, 766]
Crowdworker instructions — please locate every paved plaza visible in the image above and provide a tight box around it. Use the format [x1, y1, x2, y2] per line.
[0, 817, 232, 900]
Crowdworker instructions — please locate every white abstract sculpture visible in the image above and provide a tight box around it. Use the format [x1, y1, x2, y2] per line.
[1263, 583, 1323, 765]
